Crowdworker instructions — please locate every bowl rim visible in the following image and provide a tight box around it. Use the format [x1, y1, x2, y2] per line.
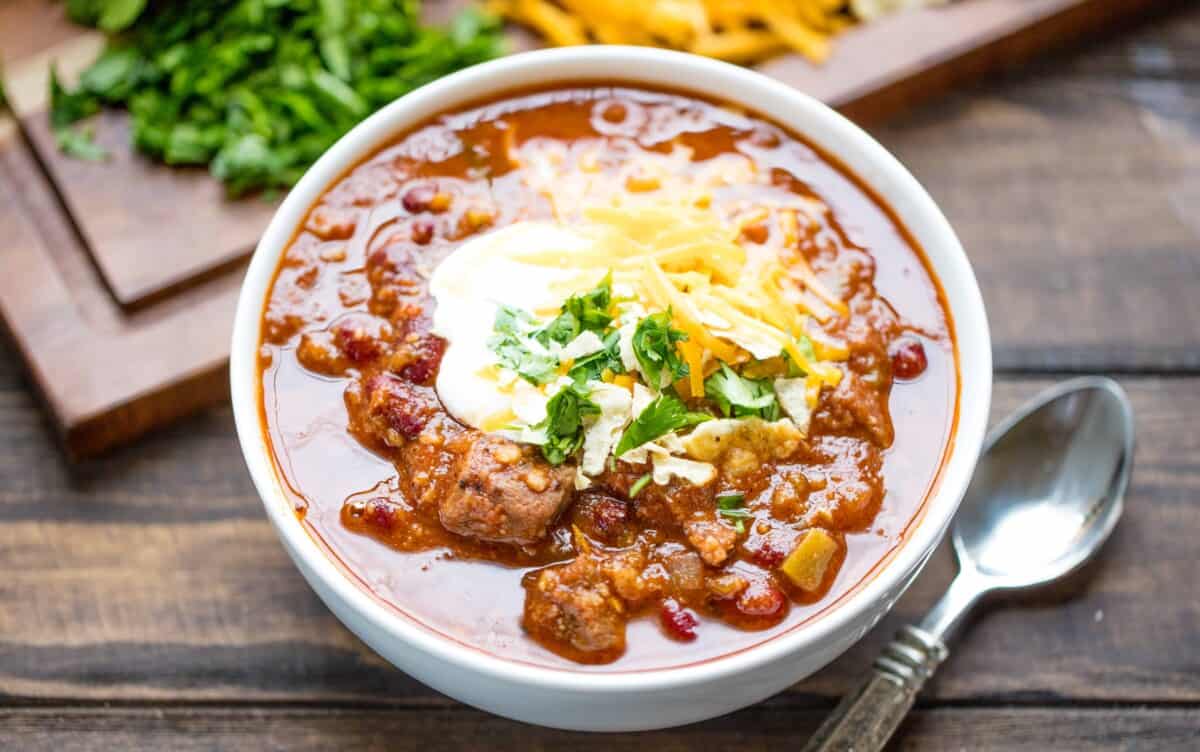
[230, 45, 992, 693]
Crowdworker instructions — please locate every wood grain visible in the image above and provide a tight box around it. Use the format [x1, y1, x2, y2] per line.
[0, 345, 1195, 706]
[0, 116, 238, 459]
[762, 0, 1176, 122]
[1, 17, 276, 309]
[0, 706, 1196, 751]
[872, 17, 1200, 372]
[20, 110, 276, 309]
[0, 0, 81, 67]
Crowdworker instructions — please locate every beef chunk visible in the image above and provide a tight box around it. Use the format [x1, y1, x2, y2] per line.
[805, 435, 884, 530]
[569, 493, 633, 545]
[354, 374, 440, 448]
[684, 519, 738, 566]
[331, 312, 393, 364]
[811, 370, 893, 447]
[439, 434, 573, 545]
[296, 329, 347, 376]
[523, 550, 648, 659]
[387, 333, 446, 385]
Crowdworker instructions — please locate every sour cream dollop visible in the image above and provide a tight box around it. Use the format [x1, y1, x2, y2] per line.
[429, 221, 606, 432]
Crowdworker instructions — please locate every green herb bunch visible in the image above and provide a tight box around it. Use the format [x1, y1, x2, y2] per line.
[52, 0, 505, 194]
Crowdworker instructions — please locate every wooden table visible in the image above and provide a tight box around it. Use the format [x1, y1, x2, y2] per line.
[2, 6, 1198, 750]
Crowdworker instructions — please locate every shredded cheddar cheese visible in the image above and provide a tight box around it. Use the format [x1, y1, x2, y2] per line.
[502, 200, 848, 406]
[487, 0, 845, 65]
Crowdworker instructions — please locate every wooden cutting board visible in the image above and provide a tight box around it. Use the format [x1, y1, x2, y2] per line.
[0, 0, 1168, 458]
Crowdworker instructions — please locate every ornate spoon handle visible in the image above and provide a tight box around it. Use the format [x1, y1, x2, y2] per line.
[801, 626, 947, 752]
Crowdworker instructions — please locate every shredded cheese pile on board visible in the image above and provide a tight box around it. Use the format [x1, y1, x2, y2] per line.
[487, 0, 950, 66]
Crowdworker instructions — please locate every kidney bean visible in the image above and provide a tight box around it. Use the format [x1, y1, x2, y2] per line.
[660, 598, 699, 642]
[890, 337, 928, 380]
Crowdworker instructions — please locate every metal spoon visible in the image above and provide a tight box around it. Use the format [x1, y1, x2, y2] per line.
[802, 376, 1135, 752]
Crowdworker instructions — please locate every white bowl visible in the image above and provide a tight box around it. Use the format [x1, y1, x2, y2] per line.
[231, 46, 991, 732]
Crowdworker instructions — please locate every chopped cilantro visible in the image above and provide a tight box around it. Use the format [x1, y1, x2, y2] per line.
[50, 1, 504, 195]
[566, 330, 624, 382]
[533, 379, 601, 466]
[487, 305, 559, 385]
[629, 473, 653, 498]
[614, 393, 711, 457]
[47, 66, 109, 161]
[631, 310, 689, 389]
[533, 273, 613, 347]
[705, 363, 780, 420]
[54, 124, 110, 162]
[494, 305, 537, 337]
[66, 0, 148, 32]
[717, 492, 746, 510]
[534, 311, 580, 347]
[563, 271, 614, 332]
[49, 66, 100, 129]
[716, 492, 752, 534]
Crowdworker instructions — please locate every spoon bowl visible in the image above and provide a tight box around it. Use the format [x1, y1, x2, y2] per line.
[954, 377, 1134, 590]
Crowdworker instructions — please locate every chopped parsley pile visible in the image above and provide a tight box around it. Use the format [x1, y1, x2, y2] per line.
[486, 273, 820, 476]
[50, 0, 505, 194]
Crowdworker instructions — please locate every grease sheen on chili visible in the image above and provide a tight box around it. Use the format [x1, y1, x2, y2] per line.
[258, 85, 959, 669]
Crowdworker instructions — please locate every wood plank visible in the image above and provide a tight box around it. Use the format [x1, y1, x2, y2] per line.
[1036, 0, 1200, 77]
[0, 706, 1196, 750]
[2, 27, 277, 309]
[0, 347, 1195, 704]
[763, 0, 1177, 122]
[0, 0, 79, 67]
[0, 112, 238, 458]
[21, 108, 276, 309]
[871, 19, 1200, 371]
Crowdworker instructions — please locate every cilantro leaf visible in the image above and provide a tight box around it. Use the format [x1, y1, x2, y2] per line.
[566, 329, 624, 382]
[532, 274, 613, 347]
[534, 380, 601, 466]
[632, 310, 689, 389]
[494, 305, 537, 337]
[488, 305, 559, 385]
[98, 0, 148, 33]
[54, 125, 109, 162]
[563, 271, 614, 332]
[49, 66, 100, 129]
[489, 335, 559, 385]
[717, 492, 745, 510]
[533, 310, 580, 347]
[615, 393, 711, 457]
[68, 0, 148, 32]
[77, 48, 143, 102]
[716, 492, 752, 534]
[705, 363, 780, 420]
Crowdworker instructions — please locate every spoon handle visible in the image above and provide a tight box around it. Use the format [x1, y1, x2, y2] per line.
[800, 625, 947, 752]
